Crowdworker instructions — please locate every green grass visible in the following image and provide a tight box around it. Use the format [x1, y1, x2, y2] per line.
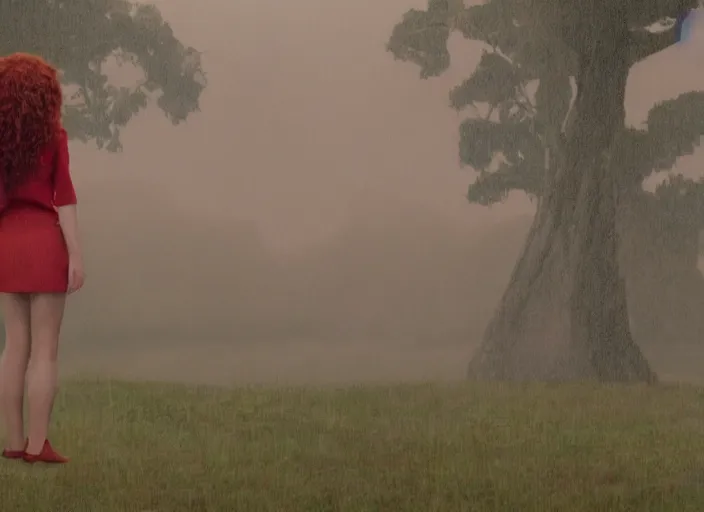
[2, 380, 704, 511]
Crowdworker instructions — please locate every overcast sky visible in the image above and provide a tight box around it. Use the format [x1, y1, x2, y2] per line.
[67, 0, 704, 254]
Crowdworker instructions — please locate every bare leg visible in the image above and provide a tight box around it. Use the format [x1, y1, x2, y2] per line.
[0, 293, 32, 451]
[25, 293, 65, 455]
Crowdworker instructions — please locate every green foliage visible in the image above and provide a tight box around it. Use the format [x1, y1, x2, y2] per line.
[654, 175, 704, 226]
[386, 0, 454, 79]
[628, 0, 700, 26]
[450, 52, 522, 109]
[0, 0, 206, 151]
[466, 159, 543, 205]
[647, 92, 704, 171]
[388, 0, 704, 222]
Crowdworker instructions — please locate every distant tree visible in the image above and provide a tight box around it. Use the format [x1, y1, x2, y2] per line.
[0, 0, 206, 151]
[388, 0, 703, 381]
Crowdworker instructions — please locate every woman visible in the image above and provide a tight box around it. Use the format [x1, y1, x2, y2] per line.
[0, 53, 85, 464]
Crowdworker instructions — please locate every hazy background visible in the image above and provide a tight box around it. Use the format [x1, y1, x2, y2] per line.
[59, 0, 704, 385]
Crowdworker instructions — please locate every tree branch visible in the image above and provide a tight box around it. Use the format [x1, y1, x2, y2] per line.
[625, 0, 697, 26]
[628, 27, 678, 64]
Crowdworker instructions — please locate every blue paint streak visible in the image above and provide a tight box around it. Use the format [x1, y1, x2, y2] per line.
[676, 11, 695, 43]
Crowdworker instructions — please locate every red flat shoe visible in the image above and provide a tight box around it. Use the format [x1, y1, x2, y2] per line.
[23, 440, 69, 464]
[1, 448, 25, 459]
[2, 439, 28, 459]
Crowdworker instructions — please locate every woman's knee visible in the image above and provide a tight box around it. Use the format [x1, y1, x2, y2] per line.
[29, 336, 59, 363]
[0, 341, 30, 363]
[28, 293, 65, 362]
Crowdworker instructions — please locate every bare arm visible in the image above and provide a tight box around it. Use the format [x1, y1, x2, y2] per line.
[53, 129, 81, 260]
[57, 204, 82, 262]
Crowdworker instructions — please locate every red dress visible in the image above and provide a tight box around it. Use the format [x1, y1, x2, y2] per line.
[0, 129, 77, 293]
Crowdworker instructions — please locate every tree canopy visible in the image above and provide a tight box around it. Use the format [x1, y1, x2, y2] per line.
[388, 0, 704, 228]
[0, 0, 206, 151]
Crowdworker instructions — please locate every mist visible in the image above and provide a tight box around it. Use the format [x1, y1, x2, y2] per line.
[58, 0, 704, 384]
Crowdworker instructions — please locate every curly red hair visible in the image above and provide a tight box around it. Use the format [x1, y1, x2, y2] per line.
[0, 53, 62, 191]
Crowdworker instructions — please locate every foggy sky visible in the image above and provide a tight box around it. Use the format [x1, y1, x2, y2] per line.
[72, 0, 704, 250]
[59, 0, 704, 383]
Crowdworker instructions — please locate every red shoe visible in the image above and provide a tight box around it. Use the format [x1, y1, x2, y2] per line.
[2, 448, 25, 459]
[22, 440, 69, 464]
[2, 439, 28, 459]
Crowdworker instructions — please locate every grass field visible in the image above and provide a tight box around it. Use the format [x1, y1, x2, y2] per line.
[1, 381, 704, 511]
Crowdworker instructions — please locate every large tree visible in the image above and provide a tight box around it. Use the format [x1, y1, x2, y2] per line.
[389, 1, 704, 352]
[0, 0, 206, 150]
[388, 0, 703, 381]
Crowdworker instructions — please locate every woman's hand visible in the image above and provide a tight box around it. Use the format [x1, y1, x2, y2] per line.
[67, 256, 85, 294]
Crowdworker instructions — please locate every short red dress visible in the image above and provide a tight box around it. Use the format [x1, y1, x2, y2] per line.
[0, 129, 77, 293]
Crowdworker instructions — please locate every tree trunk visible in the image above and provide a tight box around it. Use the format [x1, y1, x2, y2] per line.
[467, 5, 656, 382]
